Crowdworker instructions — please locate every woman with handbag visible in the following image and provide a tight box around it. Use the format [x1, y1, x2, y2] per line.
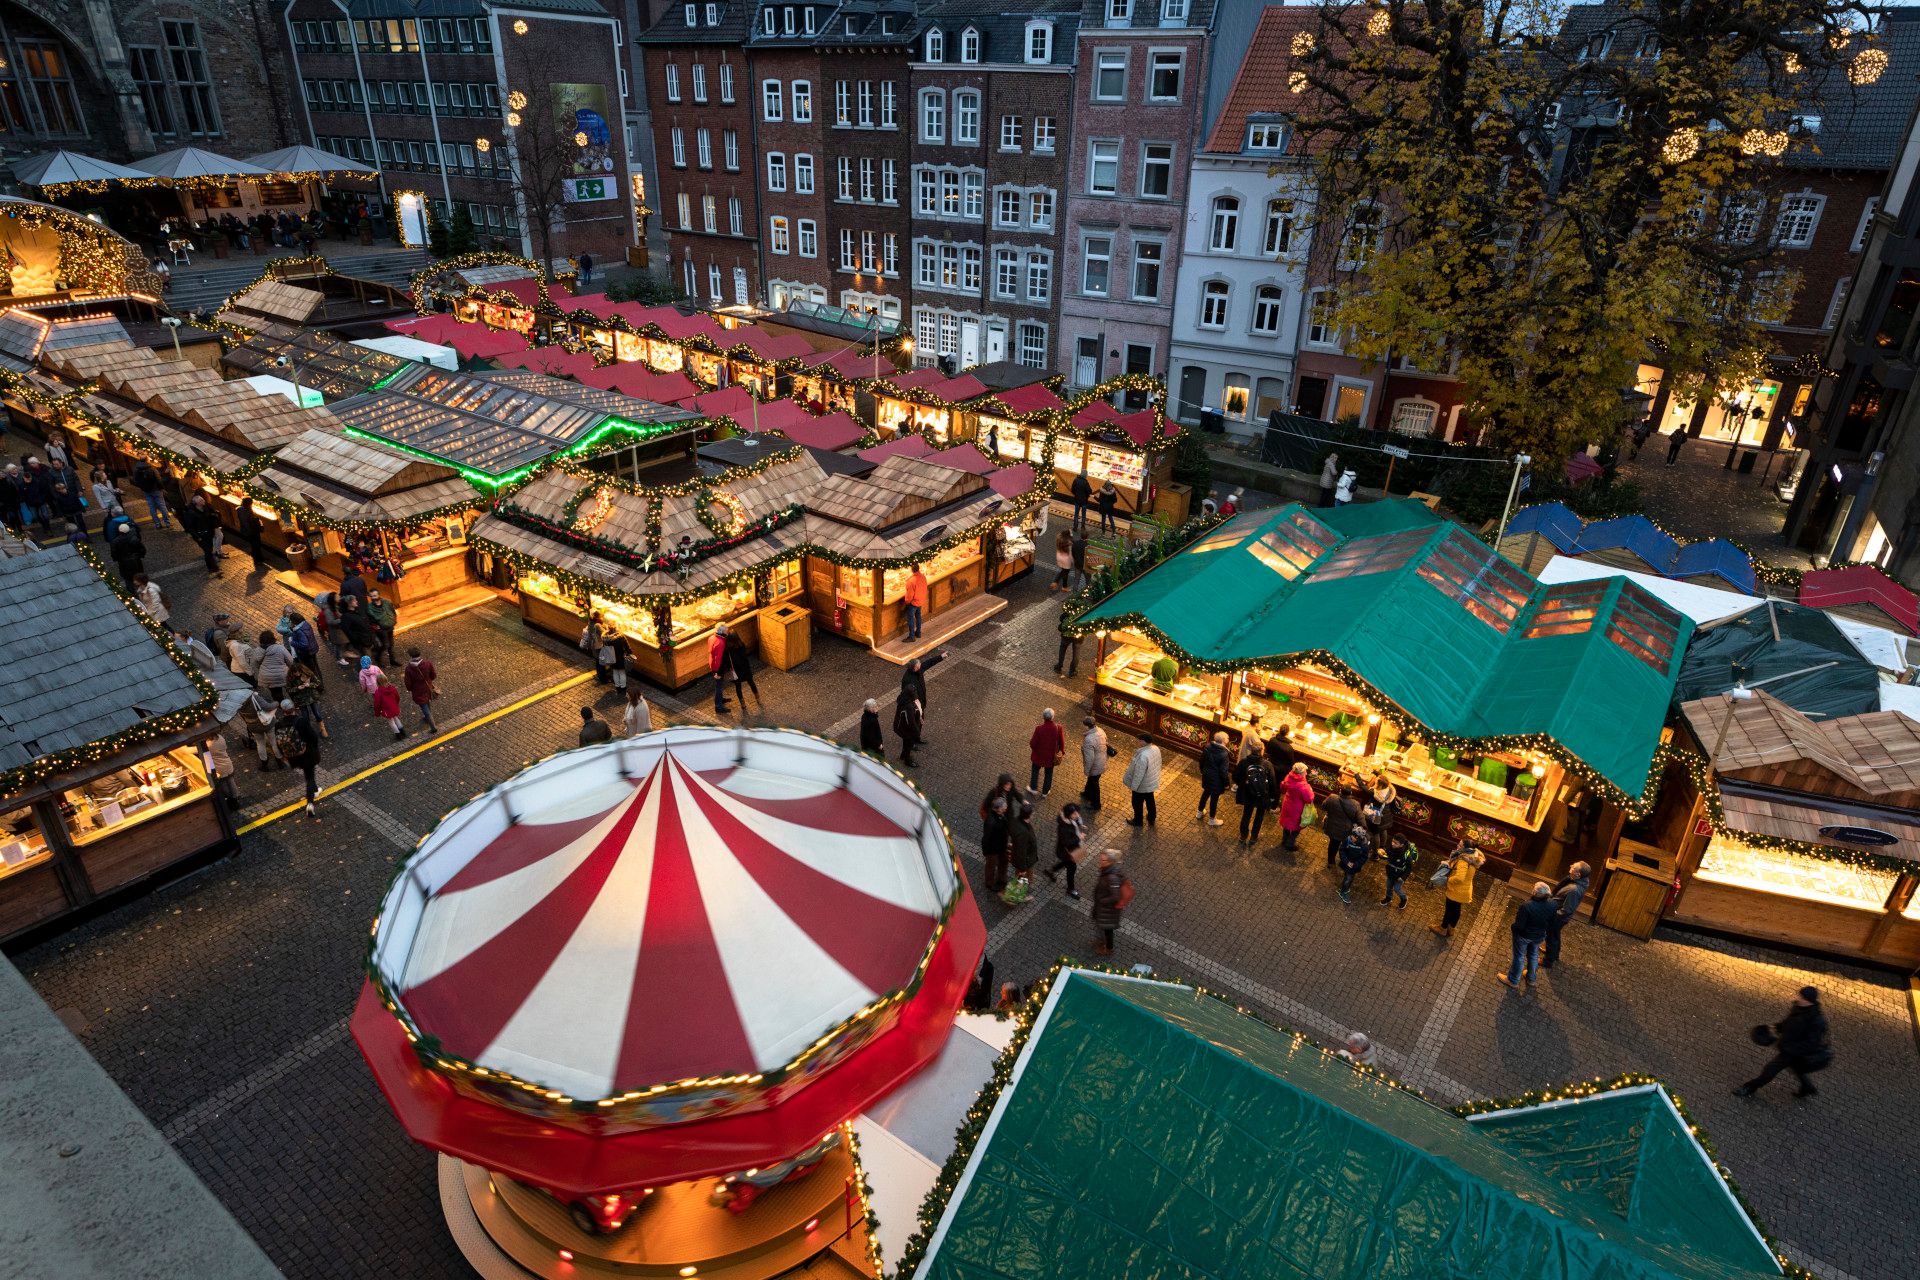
[1429, 841, 1484, 938]
[403, 647, 439, 734]
[1272, 760, 1311, 849]
[1735, 986, 1832, 1099]
[1091, 850, 1133, 956]
[1045, 803, 1088, 899]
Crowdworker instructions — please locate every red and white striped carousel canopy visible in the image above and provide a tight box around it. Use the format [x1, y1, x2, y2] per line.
[369, 728, 958, 1104]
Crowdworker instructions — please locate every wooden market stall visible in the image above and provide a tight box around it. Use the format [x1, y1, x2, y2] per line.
[864, 369, 989, 442]
[1050, 391, 1187, 525]
[220, 324, 408, 403]
[1065, 500, 1692, 882]
[0, 548, 233, 944]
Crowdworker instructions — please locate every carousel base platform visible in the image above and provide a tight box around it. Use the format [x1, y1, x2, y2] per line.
[870, 594, 1004, 665]
[439, 1147, 877, 1280]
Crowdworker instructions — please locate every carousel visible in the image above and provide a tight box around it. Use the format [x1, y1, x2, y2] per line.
[353, 727, 986, 1278]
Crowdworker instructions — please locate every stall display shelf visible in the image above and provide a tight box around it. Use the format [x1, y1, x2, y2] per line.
[1694, 841, 1899, 913]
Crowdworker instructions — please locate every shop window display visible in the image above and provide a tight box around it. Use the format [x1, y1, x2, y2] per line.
[1695, 840, 1899, 912]
[0, 806, 52, 879]
[59, 747, 211, 845]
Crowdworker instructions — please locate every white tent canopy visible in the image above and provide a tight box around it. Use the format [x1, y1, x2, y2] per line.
[132, 147, 270, 181]
[352, 335, 457, 371]
[244, 145, 376, 178]
[10, 150, 151, 188]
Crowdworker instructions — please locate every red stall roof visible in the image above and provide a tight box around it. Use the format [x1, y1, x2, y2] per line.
[492, 347, 596, 379]
[859, 435, 935, 463]
[1800, 565, 1920, 635]
[386, 314, 461, 343]
[578, 363, 699, 403]
[775, 410, 865, 452]
[990, 382, 1068, 416]
[445, 327, 529, 360]
[925, 444, 996, 476]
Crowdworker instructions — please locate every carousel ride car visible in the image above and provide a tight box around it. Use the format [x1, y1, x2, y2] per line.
[353, 726, 985, 1278]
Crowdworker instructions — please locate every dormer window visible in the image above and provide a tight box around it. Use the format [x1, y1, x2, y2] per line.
[761, 8, 774, 34]
[879, 15, 891, 34]
[1161, 0, 1189, 24]
[684, 4, 697, 26]
[803, 7, 815, 34]
[1791, 112, 1822, 135]
[926, 27, 944, 61]
[1579, 31, 1612, 61]
[1107, 0, 1133, 27]
[705, 3, 720, 25]
[781, 6, 795, 36]
[845, 16, 860, 34]
[1246, 119, 1287, 153]
[1636, 33, 1659, 60]
[1025, 19, 1053, 63]
[961, 26, 980, 63]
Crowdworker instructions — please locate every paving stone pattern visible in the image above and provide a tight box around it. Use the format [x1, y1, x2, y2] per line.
[16, 538, 1918, 1280]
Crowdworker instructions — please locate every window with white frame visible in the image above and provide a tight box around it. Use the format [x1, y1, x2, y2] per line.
[729, 197, 743, 235]
[862, 230, 879, 271]
[1246, 120, 1286, 153]
[920, 89, 944, 142]
[1026, 251, 1052, 302]
[1140, 143, 1174, 197]
[1750, 269, 1794, 323]
[880, 81, 897, 127]
[1389, 399, 1439, 436]
[961, 27, 980, 62]
[723, 129, 739, 169]
[1209, 196, 1240, 251]
[1017, 321, 1047, 368]
[762, 79, 783, 120]
[882, 160, 898, 203]
[914, 241, 983, 292]
[1026, 20, 1053, 63]
[1148, 51, 1183, 100]
[835, 79, 850, 124]
[1034, 116, 1056, 152]
[670, 127, 686, 166]
[762, 7, 775, 34]
[1131, 238, 1163, 299]
[1029, 190, 1054, 230]
[1719, 191, 1763, 244]
[1852, 196, 1880, 252]
[683, 5, 696, 27]
[1088, 140, 1120, 194]
[804, 6, 815, 33]
[684, 257, 696, 296]
[770, 216, 790, 254]
[885, 233, 898, 274]
[858, 80, 874, 125]
[665, 64, 681, 101]
[1774, 193, 1824, 248]
[720, 64, 734, 102]
[1200, 279, 1230, 328]
[955, 91, 980, 145]
[1824, 277, 1851, 330]
[1094, 50, 1128, 100]
[1107, 0, 1133, 26]
[676, 191, 691, 228]
[840, 229, 856, 269]
[1083, 235, 1112, 295]
[795, 153, 814, 193]
[692, 64, 706, 102]
[1306, 288, 1339, 345]
[860, 157, 875, 201]
[782, 6, 795, 34]
[793, 80, 813, 121]
[1000, 115, 1022, 150]
[696, 128, 712, 167]
[996, 189, 1021, 227]
[767, 152, 787, 190]
[1264, 199, 1295, 254]
[994, 247, 1019, 298]
[1161, 0, 1189, 24]
[838, 156, 853, 199]
[1251, 285, 1283, 335]
[916, 169, 936, 214]
[925, 28, 944, 61]
[1339, 205, 1383, 267]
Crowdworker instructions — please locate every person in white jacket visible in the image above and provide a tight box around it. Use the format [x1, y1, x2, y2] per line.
[1121, 734, 1163, 828]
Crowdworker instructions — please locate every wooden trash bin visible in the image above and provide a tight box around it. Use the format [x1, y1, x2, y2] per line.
[759, 603, 812, 671]
[1594, 840, 1676, 940]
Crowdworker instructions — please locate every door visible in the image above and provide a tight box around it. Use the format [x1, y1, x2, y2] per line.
[1294, 376, 1328, 418]
[1177, 366, 1207, 421]
[1075, 336, 1100, 387]
[1123, 343, 1153, 410]
[984, 323, 1007, 364]
[960, 318, 981, 368]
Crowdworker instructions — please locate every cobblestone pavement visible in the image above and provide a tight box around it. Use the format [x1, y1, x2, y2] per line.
[15, 522, 1918, 1280]
[1615, 439, 1812, 567]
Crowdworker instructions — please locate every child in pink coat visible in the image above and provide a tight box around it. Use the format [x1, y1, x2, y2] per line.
[372, 673, 406, 738]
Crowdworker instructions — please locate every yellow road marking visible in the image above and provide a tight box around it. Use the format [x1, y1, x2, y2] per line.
[234, 672, 595, 836]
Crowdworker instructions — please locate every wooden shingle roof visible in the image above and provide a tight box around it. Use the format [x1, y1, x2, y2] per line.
[1682, 691, 1920, 808]
[267, 428, 459, 496]
[216, 278, 323, 327]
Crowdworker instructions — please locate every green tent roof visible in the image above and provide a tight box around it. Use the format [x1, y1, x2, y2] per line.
[915, 973, 1780, 1280]
[1074, 500, 1692, 797]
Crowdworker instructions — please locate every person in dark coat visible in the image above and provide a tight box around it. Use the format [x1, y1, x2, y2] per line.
[899, 650, 946, 742]
[579, 705, 613, 745]
[1094, 480, 1119, 535]
[130, 460, 171, 528]
[1069, 470, 1093, 529]
[1091, 850, 1130, 955]
[1319, 786, 1363, 868]
[178, 493, 221, 574]
[1263, 725, 1296, 777]
[339, 566, 371, 611]
[1007, 802, 1038, 883]
[48, 480, 86, 539]
[1236, 753, 1279, 846]
[858, 698, 884, 756]
[338, 596, 375, 662]
[1335, 828, 1372, 903]
[1045, 803, 1087, 899]
[1196, 731, 1232, 826]
[724, 629, 761, 710]
[1542, 861, 1590, 969]
[1501, 883, 1558, 989]
[1380, 833, 1416, 909]
[108, 520, 146, 586]
[980, 795, 1011, 893]
[1735, 987, 1832, 1098]
[236, 501, 266, 570]
[278, 700, 323, 817]
[1028, 708, 1066, 794]
[892, 686, 923, 766]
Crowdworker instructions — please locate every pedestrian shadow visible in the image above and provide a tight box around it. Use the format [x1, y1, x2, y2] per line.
[1492, 987, 1576, 1079]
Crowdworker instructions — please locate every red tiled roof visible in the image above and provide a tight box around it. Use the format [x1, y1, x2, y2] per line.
[775, 411, 865, 452]
[1205, 6, 1330, 156]
[990, 382, 1067, 416]
[1800, 566, 1920, 635]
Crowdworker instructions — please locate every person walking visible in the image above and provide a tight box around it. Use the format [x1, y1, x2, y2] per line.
[584, 613, 610, 683]
[1069, 527, 1087, 591]
[1045, 803, 1087, 899]
[252, 630, 292, 700]
[108, 519, 146, 587]
[1197, 731, 1231, 826]
[356, 654, 384, 703]
[288, 609, 325, 687]
[373, 673, 407, 739]
[899, 651, 944, 740]
[1734, 987, 1832, 1099]
[1274, 760, 1312, 849]
[1317, 452, 1340, 507]
[1069, 470, 1092, 530]
[1028, 708, 1065, 795]
[276, 700, 323, 817]
[1319, 785, 1363, 868]
[131, 460, 171, 528]
[1080, 716, 1109, 810]
[1054, 611, 1082, 677]
[980, 795, 1011, 893]
[1091, 850, 1132, 956]
[598, 627, 629, 694]
[1380, 832, 1416, 909]
[1334, 468, 1358, 506]
[578, 705, 613, 745]
[89, 468, 121, 524]
[1007, 802, 1038, 895]
[858, 698, 883, 756]
[622, 686, 653, 736]
[1665, 429, 1687, 466]
[365, 589, 399, 666]
[1121, 734, 1162, 828]
[130, 572, 169, 626]
[1237, 750, 1280, 846]
[402, 648, 439, 733]
[178, 493, 221, 576]
[337, 598, 375, 667]
[577, 252, 594, 284]
[892, 685, 923, 766]
[724, 627, 761, 710]
[709, 623, 733, 713]
[236, 501, 266, 570]
[1501, 883, 1558, 989]
[1050, 530, 1074, 591]
[1542, 861, 1590, 970]
[1095, 480, 1119, 536]
[1430, 842, 1484, 938]
[903, 565, 928, 640]
[1335, 826, 1372, 902]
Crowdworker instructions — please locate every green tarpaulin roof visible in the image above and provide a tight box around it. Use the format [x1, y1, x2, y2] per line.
[1074, 501, 1692, 797]
[915, 973, 1780, 1280]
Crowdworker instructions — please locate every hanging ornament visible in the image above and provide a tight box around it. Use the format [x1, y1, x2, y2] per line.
[1849, 47, 1888, 85]
[1662, 128, 1700, 163]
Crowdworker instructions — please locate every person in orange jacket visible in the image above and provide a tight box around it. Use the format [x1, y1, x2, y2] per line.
[903, 564, 929, 640]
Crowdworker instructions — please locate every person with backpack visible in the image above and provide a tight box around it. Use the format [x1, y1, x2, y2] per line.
[287, 609, 324, 688]
[1734, 986, 1833, 1099]
[1045, 803, 1087, 899]
[1335, 826, 1373, 903]
[1232, 748, 1276, 845]
[1091, 849, 1133, 956]
[1430, 841, 1485, 939]
[1543, 861, 1591, 969]
[1319, 785, 1363, 868]
[276, 699, 323, 817]
[286, 661, 328, 740]
[1380, 832, 1416, 909]
[1274, 760, 1312, 849]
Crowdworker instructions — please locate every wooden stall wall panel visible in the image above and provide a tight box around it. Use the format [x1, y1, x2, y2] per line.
[79, 800, 225, 895]
[0, 864, 73, 941]
[1594, 870, 1670, 940]
[1668, 879, 1883, 958]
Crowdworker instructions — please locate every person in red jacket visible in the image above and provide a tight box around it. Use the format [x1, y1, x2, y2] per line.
[1028, 707, 1066, 796]
[372, 673, 406, 739]
[709, 623, 733, 713]
[402, 647, 438, 733]
[903, 566, 929, 640]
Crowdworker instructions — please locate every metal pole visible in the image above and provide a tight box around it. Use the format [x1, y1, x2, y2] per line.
[1494, 453, 1530, 547]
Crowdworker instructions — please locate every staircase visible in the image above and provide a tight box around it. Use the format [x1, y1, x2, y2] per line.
[164, 247, 432, 315]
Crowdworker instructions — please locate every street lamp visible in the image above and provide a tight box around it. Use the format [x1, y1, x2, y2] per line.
[274, 354, 307, 408]
[159, 315, 183, 363]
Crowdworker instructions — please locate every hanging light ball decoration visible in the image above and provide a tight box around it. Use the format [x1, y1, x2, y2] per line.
[575, 130, 590, 147]
[475, 137, 492, 153]
[508, 90, 528, 111]
[1850, 47, 1889, 85]
[1785, 52, 1803, 74]
[513, 18, 529, 34]
[1663, 128, 1701, 163]
[506, 111, 522, 128]
[1739, 128, 1789, 158]
[1289, 70, 1309, 94]
[1368, 9, 1390, 36]
[1291, 30, 1316, 56]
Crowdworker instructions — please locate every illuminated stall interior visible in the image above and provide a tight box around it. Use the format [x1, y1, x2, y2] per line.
[867, 368, 988, 442]
[0, 549, 232, 944]
[982, 380, 1070, 465]
[1656, 691, 1920, 966]
[1050, 395, 1184, 522]
[1, 195, 168, 303]
[1071, 500, 1691, 878]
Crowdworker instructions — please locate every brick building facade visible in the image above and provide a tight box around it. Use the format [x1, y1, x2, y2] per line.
[0, 0, 295, 165]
